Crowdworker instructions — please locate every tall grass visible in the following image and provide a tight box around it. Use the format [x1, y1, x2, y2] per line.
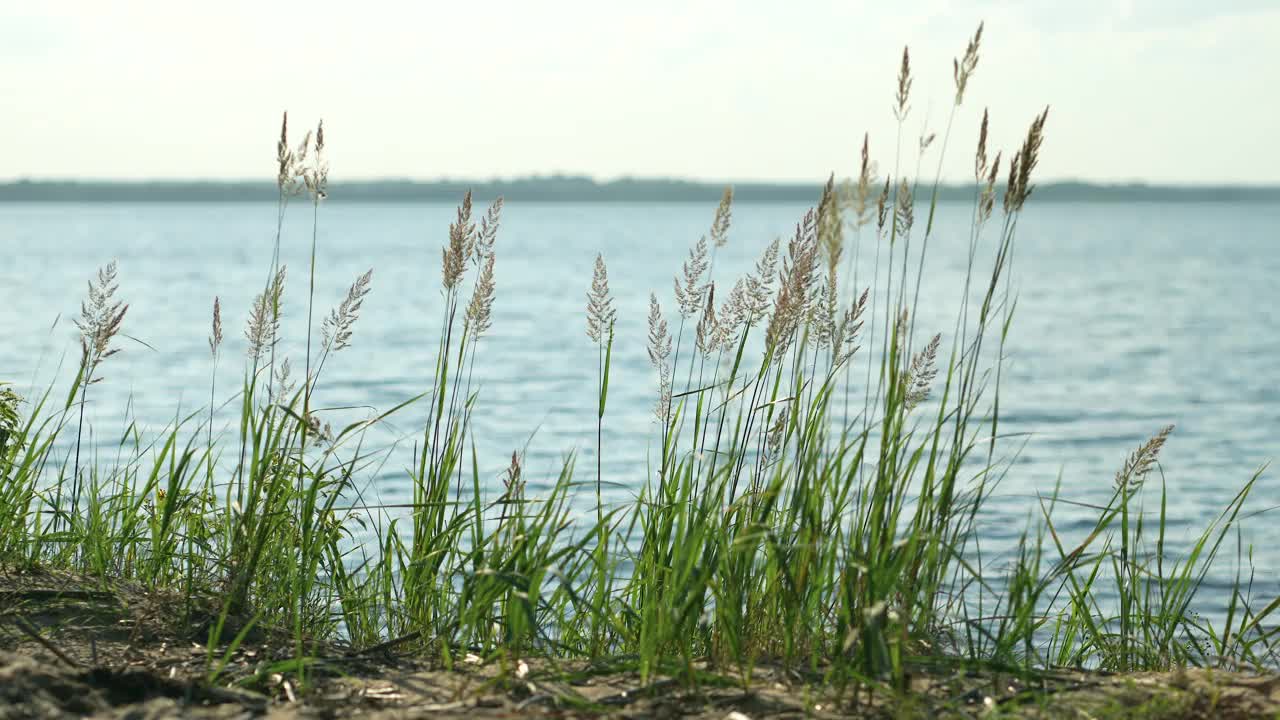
[1, 25, 1276, 699]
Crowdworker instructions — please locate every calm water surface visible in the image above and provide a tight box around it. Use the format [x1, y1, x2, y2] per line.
[2, 200, 1278, 612]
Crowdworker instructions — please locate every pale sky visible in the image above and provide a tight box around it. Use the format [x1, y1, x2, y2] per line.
[2, 0, 1277, 184]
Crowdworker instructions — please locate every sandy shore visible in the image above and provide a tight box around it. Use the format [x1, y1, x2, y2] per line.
[2, 568, 1278, 719]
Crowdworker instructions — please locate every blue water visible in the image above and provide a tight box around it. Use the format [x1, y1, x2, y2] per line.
[2, 200, 1278, 616]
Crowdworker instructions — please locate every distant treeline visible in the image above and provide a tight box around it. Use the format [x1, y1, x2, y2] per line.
[1, 177, 1277, 203]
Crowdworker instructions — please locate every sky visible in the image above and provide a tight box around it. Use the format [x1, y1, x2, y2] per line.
[1, 0, 1277, 184]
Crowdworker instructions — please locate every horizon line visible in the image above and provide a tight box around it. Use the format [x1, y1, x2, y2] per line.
[2, 175, 1279, 189]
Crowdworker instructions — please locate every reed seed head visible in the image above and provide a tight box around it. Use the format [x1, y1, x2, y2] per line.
[586, 253, 615, 344]
[209, 296, 223, 357]
[894, 179, 914, 238]
[475, 197, 504, 263]
[646, 293, 671, 368]
[442, 191, 475, 291]
[745, 238, 780, 325]
[1115, 425, 1174, 494]
[303, 120, 329, 201]
[276, 111, 293, 192]
[711, 187, 733, 249]
[695, 282, 718, 356]
[75, 260, 128, 381]
[765, 210, 819, 356]
[975, 109, 990, 182]
[465, 253, 496, 339]
[876, 178, 891, 232]
[322, 268, 374, 353]
[818, 174, 843, 280]
[674, 235, 710, 319]
[1005, 108, 1050, 214]
[980, 152, 1001, 224]
[953, 22, 983, 105]
[894, 47, 913, 121]
[716, 277, 748, 350]
[832, 288, 870, 368]
[903, 331, 941, 411]
[274, 357, 295, 398]
[504, 450, 525, 497]
[246, 265, 286, 362]
[852, 134, 877, 229]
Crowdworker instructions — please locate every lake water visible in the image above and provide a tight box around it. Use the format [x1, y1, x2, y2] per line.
[2, 200, 1278, 614]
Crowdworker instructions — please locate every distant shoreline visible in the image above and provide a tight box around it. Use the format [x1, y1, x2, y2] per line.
[2, 178, 1278, 203]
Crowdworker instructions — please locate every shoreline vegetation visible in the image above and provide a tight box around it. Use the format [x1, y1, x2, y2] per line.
[2, 178, 1279, 204]
[2, 25, 1277, 718]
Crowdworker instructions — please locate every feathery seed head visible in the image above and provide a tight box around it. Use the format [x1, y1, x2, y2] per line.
[303, 120, 329, 201]
[322, 268, 374, 353]
[766, 210, 819, 356]
[980, 152, 1001, 224]
[745, 238, 780, 325]
[716, 277, 748, 349]
[818, 174, 843, 279]
[674, 235, 710, 318]
[465, 254, 496, 338]
[1115, 425, 1174, 494]
[586, 253, 615, 344]
[852, 134, 878, 229]
[442, 191, 475, 290]
[75, 261, 129, 381]
[246, 265, 286, 362]
[953, 22, 983, 105]
[711, 187, 733, 249]
[832, 288, 870, 368]
[894, 179, 914, 238]
[276, 112, 294, 192]
[894, 47, 913, 121]
[876, 178, 891, 232]
[902, 332, 941, 411]
[209, 296, 223, 357]
[474, 197, 504, 263]
[975, 109, 990, 182]
[646, 293, 672, 368]
[695, 282, 719, 356]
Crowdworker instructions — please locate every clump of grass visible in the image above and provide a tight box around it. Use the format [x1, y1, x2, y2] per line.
[1, 23, 1276, 710]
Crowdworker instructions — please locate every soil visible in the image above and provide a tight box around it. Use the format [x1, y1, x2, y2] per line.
[2, 568, 1278, 719]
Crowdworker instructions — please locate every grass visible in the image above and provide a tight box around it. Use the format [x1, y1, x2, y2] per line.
[0, 24, 1276, 710]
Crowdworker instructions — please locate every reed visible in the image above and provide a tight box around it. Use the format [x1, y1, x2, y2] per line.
[0, 24, 1275, 708]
